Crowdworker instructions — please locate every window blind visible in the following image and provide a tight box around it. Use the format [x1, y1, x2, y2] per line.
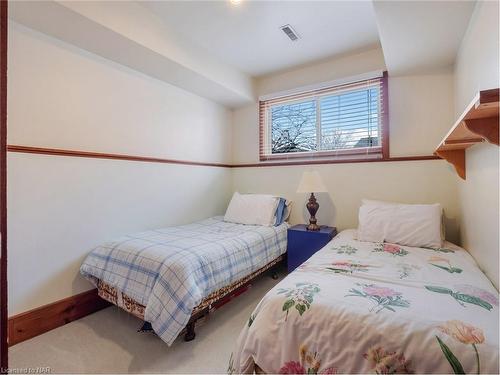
[259, 73, 388, 161]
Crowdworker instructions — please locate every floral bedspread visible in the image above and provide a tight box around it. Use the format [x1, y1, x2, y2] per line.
[229, 230, 499, 374]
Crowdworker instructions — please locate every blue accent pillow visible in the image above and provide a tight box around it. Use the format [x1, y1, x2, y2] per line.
[274, 198, 287, 226]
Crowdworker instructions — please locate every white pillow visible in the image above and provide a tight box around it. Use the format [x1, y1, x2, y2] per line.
[361, 199, 446, 240]
[357, 200, 443, 248]
[224, 192, 279, 226]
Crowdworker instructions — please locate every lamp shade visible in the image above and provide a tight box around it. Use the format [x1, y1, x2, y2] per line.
[296, 170, 327, 193]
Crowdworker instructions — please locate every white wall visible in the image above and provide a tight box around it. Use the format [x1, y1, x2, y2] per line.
[8, 154, 231, 315]
[256, 48, 385, 96]
[232, 48, 460, 242]
[389, 73, 454, 156]
[453, 1, 499, 289]
[454, 1, 499, 114]
[7, 23, 233, 315]
[232, 161, 460, 240]
[8, 23, 232, 164]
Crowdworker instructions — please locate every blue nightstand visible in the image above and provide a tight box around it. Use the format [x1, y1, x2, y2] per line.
[287, 224, 337, 272]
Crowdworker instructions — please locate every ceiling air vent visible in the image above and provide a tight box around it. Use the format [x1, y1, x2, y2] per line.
[280, 24, 299, 41]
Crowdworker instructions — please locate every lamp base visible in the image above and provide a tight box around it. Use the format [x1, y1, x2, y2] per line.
[306, 192, 321, 231]
[306, 223, 321, 231]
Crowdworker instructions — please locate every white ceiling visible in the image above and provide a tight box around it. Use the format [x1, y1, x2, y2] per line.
[373, 1, 476, 75]
[10, 1, 478, 107]
[140, 1, 381, 77]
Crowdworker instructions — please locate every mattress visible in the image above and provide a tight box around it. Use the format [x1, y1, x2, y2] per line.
[80, 216, 288, 345]
[230, 229, 499, 374]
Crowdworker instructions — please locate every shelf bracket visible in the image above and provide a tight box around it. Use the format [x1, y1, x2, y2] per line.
[464, 117, 499, 146]
[434, 89, 499, 179]
[435, 149, 466, 180]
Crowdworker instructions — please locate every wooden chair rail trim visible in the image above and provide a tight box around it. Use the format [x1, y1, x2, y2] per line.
[8, 288, 110, 346]
[8, 145, 440, 168]
[7, 145, 233, 168]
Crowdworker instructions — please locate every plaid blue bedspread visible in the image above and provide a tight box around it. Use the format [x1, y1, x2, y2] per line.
[80, 216, 288, 345]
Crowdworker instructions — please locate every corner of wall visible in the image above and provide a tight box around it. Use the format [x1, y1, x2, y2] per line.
[452, 0, 499, 289]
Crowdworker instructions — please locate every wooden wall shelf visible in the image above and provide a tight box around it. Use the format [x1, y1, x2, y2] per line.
[435, 88, 499, 179]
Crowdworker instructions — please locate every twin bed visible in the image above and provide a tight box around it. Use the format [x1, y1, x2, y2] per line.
[81, 216, 288, 344]
[80, 195, 499, 374]
[229, 230, 499, 374]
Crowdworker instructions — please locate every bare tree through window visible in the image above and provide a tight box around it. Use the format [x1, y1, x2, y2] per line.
[321, 128, 351, 150]
[271, 101, 317, 154]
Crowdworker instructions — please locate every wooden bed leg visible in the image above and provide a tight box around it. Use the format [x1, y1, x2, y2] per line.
[184, 321, 196, 342]
[271, 269, 279, 280]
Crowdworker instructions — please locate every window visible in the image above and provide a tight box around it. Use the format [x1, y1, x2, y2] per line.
[259, 73, 388, 161]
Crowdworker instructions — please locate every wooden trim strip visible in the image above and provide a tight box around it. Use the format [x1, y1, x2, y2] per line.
[258, 100, 265, 162]
[7, 145, 440, 168]
[8, 289, 110, 346]
[381, 71, 390, 159]
[0, 0, 7, 367]
[7, 145, 233, 168]
[232, 155, 441, 168]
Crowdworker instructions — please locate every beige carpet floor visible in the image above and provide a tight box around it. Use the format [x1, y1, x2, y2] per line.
[10, 273, 282, 374]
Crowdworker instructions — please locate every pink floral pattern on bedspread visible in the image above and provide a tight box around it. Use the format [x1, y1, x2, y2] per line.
[345, 283, 410, 313]
[279, 345, 338, 374]
[373, 243, 409, 256]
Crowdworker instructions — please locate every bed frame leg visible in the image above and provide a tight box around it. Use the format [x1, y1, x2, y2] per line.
[270, 258, 284, 280]
[184, 321, 196, 342]
[138, 321, 153, 333]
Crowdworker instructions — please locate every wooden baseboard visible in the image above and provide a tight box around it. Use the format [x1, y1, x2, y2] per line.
[8, 289, 110, 346]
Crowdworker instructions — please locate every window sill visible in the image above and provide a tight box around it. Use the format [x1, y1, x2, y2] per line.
[259, 146, 382, 162]
[239, 154, 440, 168]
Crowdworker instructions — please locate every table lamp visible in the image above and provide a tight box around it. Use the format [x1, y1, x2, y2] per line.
[296, 170, 328, 231]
